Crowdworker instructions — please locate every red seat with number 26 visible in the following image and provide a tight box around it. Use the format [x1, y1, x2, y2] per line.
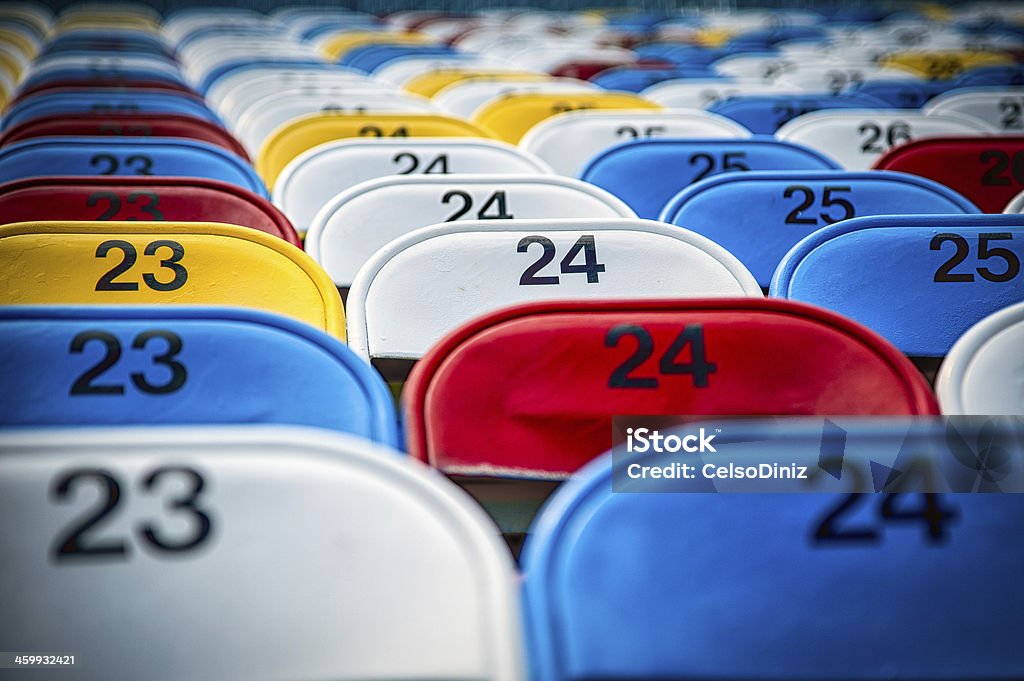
[403, 298, 939, 477]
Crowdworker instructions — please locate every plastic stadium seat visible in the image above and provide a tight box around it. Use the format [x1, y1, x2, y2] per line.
[0, 177, 298, 245]
[774, 63, 921, 95]
[0, 137, 266, 197]
[405, 68, 547, 98]
[874, 136, 1024, 213]
[660, 170, 979, 287]
[936, 301, 1024, 414]
[851, 78, 957, 108]
[0, 426, 523, 681]
[882, 49, 1014, 80]
[319, 30, 436, 62]
[708, 93, 892, 135]
[642, 78, 793, 109]
[519, 110, 751, 176]
[771, 214, 1024, 357]
[306, 174, 635, 290]
[521, 420, 1024, 681]
[273, 138, 552, 233]
[472, 92, 660, 144]
[0, 221, 343, 337]
[2, 89, 220, 130]
[581, 138, 841, 219]
[0, 113, 250, 160]
[405, 298, 939, 477]
[433, 78, 598, 120]
[0, 306, 396, 441]
[346, 218, 761, 368]
[256, 112, 491, 190]
[775, 110, 996, 171]
[213, 67, 377, 122]
[923, 88, 1024, 132]
[15, 75, 195, 99]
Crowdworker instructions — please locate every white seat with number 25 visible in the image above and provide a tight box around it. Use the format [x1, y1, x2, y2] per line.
[0, 426, 524, 681]
[306, 174, 635, 290]
[346, 217, 762, 361]
[273, 138, 553, 232]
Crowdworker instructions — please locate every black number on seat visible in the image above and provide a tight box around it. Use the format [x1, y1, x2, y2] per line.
[980, 150, 1024, 186]
[783, 185, 855, 225]
[69, 329, 187, 396]
[51, 469, 128, 560]
[95, 240, 187, 292]
[142, 240, 188, 291]
[999, 98, 1023, 129]
[606, 324, 715, 389]
[392, 152, 449, 174]
[517, 235, 605, 285]
[87, 191, 122, 220]
[688, 151, 749, 182]
[442, 190, 514, 221]
[95, 240, 139, 290]
[69, 331, 124, 395]
[858, 121, 911, 153]
[138, 466, 213, 553]
[931, 232, 1020, 283]
[517, 236, 559, 285]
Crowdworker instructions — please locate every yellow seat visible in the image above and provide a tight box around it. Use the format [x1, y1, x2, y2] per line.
[473, 92, 660, 144]
[319, 31, 435, 62]
[406, 69, 548, 98]
[55, 13, 161, 33]
[0, 27, 37, 62]
[256, 112, 491, 190]
[0, 221, 345, 338]
[883, 50, 1014, 80]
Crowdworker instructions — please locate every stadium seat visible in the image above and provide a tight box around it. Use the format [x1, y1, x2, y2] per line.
[874, 136, 1024, 213]
[405, 68, 548, 98]
[521, 419, 1024, 681]
[433, 77, 598, 119]
[2, 88, 221, 129]
[776, 110, 996, 171]
[346, 218, 761, 373]
[256, 112, 491, 190]
[209, 65, 374, 119]
[883, 49, 1014, 79]
[923, 88, 1024, 133]
[519, 109, 751, 176]
[0, 221, 343, 336]
[273, 137, 552, 233]
[0, 306, 396, 441]
[581, 138, 841, 219]
[660, 170, 979, 287]
[0, 176, 299, 245]
[306, 174, 635, 291]
[771, 214, 1024, 359]
[0, 137, 267, 197]
[708, 92, 892, 134]
[0, 426, 523, 681]
[936, 301, 1024, 415]
[472, 92, 660, 144]
[405, 298, 939, 477]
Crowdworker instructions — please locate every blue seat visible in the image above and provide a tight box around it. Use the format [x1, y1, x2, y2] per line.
[590, 66, 718, 92]
[580, 137, 840, 219]
[772, 214, 1024, 356]
[42, 31, 172, 58]
[0, 306, 399, 445]
[661, 171, 979, 287]
[708, 92, 891, 134]
[850, 79, 958, 108]
[0, 138, 267, 197]
[198, 58, 327, 96]
[632, 43, 727, 67]
[343, 45, 459, 73]
[522, 418, 1024, 681]
[955, 65, 1024, 87]
[2, 91, 219, 130]
[19, 67, 188, 91]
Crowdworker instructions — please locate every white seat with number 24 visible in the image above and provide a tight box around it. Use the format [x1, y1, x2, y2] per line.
[306, 174, 635, 289]
[0, 426, 524, 681]
[346, 217, 762, 361]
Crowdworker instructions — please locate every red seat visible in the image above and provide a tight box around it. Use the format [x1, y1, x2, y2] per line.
[14, 78, 195, 101]
[0, 176, 299, 245]
[404, 298, 939, 477]
[873, 136, 1024, 213]
[0, 113, 249, 160]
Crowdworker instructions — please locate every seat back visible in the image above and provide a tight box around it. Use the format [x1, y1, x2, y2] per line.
[708, 92, 891, 134]
[3, 89, 219, 129]
[924, 88, 1024, 133]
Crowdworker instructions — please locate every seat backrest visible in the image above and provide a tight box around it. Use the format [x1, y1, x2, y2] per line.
[642, 77, 794, 109]
[0, 137, 267, 197]
[3, 89, 219, 129]
[923, 87, 1024, 133]
[405, 299, 938, 476]
[272, 137, 551, 232]
[936, 300, 1024, 414]
[0, 220, 343, 336]
[522, 419, 1024, 681]
[256, 112, 490, 190]
[580, 137, 840, 218]
[306, 174, 634, 290]
[661, 170, 979, 287]
[0, 176, 298, 244]
[0, 426, 523, 681]
[708, 92, 892, 134]
[433, 77, 598, 120]
[776, 109, 995, 170]
[520, 109, 750, 176]
[874, 136, 1024, 213]
[771, 214, 1024, 357]
[347, 218, 761, 363]
[0, 306, 396, 441]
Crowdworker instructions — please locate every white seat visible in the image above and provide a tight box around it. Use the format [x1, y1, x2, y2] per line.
[1004, 189, 1024, 213]
[375, 56, 507, 87]
[936, 301, 1024, 415]
[519, 109, 751, 176]
[0, 425, 524, 681]
[642, 78, 800, 110]
[346, 217, 761, 361]
[212, 68, 374, 119]
[273, 138, 553, 232]
[924, 88, 1024, 133]
[306, 174, 635, 288]
[775, 63, 921, 95]
[435, 78, 599, 120]
[776, 110, 996, 170]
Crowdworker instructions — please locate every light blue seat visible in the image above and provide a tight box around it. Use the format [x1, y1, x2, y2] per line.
[955, 65, 1024, 88]
[2, 91, 219, 130]
[661, 171, 979, 287]
[772, 214, 1024, 356]
[580, 137, 840, 219]
[632, 43, 726, 66]
[590, 66, 718, 92]
[522, 417, 1024, 681]
[708, 92, 891, 134]
[0, 137, 267, 197]
[43, 30, 171, 57]
[343, 45, 459, 73]
[0, 306, 398, 445]
[198, 57, 326, 95]
[850, 79, 958, 108]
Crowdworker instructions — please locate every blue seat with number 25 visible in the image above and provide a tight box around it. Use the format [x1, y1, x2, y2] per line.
[707, 92, 890, 134]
